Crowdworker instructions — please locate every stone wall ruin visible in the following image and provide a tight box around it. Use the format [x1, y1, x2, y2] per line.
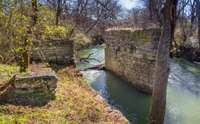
[31, 39, 74, 64]
[104, 28, 160, 93]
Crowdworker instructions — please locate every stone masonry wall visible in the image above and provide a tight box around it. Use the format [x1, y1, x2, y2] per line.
[31, 39, 74, 64]
[104, 29, 160, 94]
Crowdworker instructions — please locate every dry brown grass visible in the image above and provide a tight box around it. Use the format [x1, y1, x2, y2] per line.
[0, 65, 128, 124]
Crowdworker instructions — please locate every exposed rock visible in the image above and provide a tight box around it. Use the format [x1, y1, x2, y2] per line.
[0, 67, 58, 106]
[11, 72, 57, 92]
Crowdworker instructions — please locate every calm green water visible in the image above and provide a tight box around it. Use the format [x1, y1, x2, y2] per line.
[77, 45, 200, 124]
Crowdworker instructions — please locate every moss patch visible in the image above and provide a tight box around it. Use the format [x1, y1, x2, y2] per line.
[107, 28, 161, 44]
[1, 89, 55, 107]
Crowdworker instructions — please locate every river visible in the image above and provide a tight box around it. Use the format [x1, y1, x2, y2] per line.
[76, 45, 200, 124]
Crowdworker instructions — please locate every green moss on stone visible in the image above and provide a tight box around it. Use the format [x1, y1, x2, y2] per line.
[4, 89, 55, 106]
[129, 30, 151, 43]
[107, 28, 161, 44]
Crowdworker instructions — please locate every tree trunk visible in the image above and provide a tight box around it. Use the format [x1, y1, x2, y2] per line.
[56, 0, 62, 25]
[0, 0, 2, 12]
[20, 0, 37, 72]
[197, 0, 200, 47]
[148, 0, 162, 23]
[149, 0, 158, 20]
[170, 0, 178, 57]
[190, 0, 196, 36]
[20, 33, 31, 73]
[149, 0, 178, 124]
[32, 0, 38, 26]
[20, 49, 29, 72]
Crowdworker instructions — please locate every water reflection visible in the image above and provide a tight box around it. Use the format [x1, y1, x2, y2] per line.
[83, 70, 150, 124]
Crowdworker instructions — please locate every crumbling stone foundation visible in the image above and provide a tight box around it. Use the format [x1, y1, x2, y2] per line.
[32, 39, 74, 64]
[104, 29, 160, 94]
[0, 65, 57, 106]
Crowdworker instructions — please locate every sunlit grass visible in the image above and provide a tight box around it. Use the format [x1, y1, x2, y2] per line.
[0, 64, 19, 82]
[0, 65, 128, 124]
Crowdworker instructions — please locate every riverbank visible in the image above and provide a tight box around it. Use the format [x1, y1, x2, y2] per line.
[77, 46, 200, 124]
[0, 64, 128, 124]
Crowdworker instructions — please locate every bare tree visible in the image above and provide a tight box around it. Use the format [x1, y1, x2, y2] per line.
[196, 0, 200, 46]
[189, 0, 196, 35]
[148, 0, 162, 23]
[149, 0, 178, 124]
[56, 0, 62, 25]
[0, 0, 2, 12]
[32, 0, 38, 26]
[61, 0, 120, 33]
[20, 0, 38, 72]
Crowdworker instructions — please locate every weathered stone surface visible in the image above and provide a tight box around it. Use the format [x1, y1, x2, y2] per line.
[104, 28, 160, 94]
[0, 67, 58, 106]
[12, 73, 57, 92]
[31, 39, 74, 64]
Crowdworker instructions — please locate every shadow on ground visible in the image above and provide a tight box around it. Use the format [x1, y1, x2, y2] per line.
[0, 82, 56, 107]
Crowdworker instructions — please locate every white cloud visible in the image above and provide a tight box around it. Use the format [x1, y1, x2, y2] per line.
[119, 0, 144, 10]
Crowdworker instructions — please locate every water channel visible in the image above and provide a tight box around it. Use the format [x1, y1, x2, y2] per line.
[76, 45, 200, 124]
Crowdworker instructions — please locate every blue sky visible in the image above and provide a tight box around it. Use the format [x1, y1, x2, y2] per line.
[119, 0, 144, 10]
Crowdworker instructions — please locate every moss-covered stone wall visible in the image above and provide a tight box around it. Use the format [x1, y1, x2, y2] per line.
[104, 28, 160, 94]
[31, 39, 74, 64]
